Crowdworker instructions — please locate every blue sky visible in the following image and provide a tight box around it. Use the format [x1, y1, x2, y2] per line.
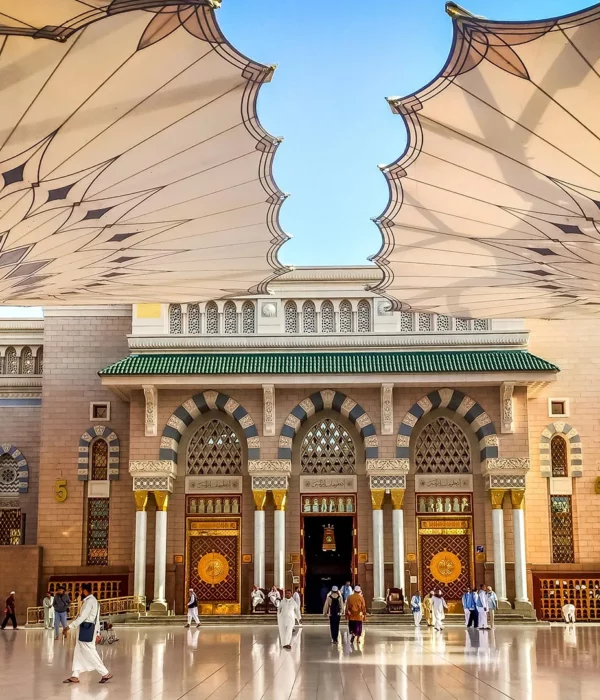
[0, 0, 587, 318]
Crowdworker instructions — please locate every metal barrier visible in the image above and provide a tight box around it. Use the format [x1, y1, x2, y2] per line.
[26, 596, 145, 626]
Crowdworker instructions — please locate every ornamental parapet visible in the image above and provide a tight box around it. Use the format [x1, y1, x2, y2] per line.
[129, 460, 176, 492]
[482, 457, 530, 491]
[366, 458, 409, 475]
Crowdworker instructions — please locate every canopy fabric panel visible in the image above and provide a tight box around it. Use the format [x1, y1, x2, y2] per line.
[0, 1, 288, 304]
[372, 2, 600, 319]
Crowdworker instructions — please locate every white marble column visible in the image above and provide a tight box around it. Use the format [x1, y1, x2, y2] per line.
[512, 489, 529, 603]
[391, 489, 405, 592]
[490, 489, 508, 602]
[253, 490, 267, 589]
[273, 490, 287, 590]
[371, 489, 385, 606]
[150, 491, 169, 614]
[133, 491, 148, 604]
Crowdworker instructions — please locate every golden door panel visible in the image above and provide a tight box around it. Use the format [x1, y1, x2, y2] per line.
[186, 518, 240, 615]
[418, 516, 473, 611]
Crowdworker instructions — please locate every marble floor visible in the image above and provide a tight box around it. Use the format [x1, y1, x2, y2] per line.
[3, 623, 600, 700]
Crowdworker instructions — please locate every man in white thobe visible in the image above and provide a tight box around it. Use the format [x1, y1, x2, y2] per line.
[268, 586, 281, 609]
[292, 587, 302, 625]
[251, 585, 265, 611]
[432, 590, 448, 631]
[62, 584, 111, 684]
[278, 590, 300, 649]
[410, 591, 422, 626]
[186, 588, 200, 628]
[562, 603, 576, 623]
[43, 591, 54, 630]
[476, 585, 489, 630]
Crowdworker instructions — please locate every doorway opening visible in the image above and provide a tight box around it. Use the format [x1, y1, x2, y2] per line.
[302, 515, 354, 613]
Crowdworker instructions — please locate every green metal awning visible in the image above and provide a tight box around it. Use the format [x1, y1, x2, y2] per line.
[99, 351, 558, 376]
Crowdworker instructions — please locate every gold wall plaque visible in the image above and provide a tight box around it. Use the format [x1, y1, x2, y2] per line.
[174, 554, 184, 564]
[190, 520, 238, 531]
[407, 553, 417, 562]
[358, 553, 368, 563]
[242, 554, 252, 564]
[136, 303, 162, 318]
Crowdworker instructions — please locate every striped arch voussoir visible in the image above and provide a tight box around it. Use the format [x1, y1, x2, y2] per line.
[78, 425, 120, 482]
[539, 422, 582, 477]
[0, 443, 29, 494]
[277, 389, 378, 459]
[159, 391, 260, 462]
[396, 388, 498, 463]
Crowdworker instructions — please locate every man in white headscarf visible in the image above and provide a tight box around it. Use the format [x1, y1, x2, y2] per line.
[292, 587, 302, 625]
[251, 585, 265, 611]
[278, 590, 300, 649]
[432, 589, 448, 631]
[185, 588, 200, 628]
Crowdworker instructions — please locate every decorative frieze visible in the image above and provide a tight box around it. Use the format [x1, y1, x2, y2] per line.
[262, 384, 275, 436]
[300, 475, 357, 493]
[482, 457, 530, 476]
[133, 475, 173, 492]
[248, 459, 291, 474]
[366, 458, 410, 474]
[129, 460, 177, 476]
[185, 476, 243, 494]
[381, 383, 394, 435]
[251, 475, 288, 491]
[415, 474, 473, 492]
[501, 382, 515, 434]
[369, 474, 406, 490]
[143, 385, 158, 437]
[485, 474, 526, 490]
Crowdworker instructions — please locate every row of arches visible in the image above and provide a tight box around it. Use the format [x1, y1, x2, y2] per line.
[284, 300, 371, 334]
[169, 301, 256, 335]
[0, 347, 43, 375]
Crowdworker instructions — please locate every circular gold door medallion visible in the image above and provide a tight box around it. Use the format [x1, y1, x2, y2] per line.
[429, 550, 461, 584]
[198, 552, 229, 586]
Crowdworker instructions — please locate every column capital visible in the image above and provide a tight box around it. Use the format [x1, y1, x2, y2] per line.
[252, 489, 267, 511]
[370, 489, 385, 510]
[134, 490, 149, 512]
[489, 489, 506, 510]
[511, 489, 526, 509]
[272, 489, 288, 511]
[390, 489, 405, 510]
[153, 490, 169, 512]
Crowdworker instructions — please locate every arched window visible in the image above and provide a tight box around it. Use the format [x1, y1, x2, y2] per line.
[321, 301, 335, 333]
[187, 419, 242, 475]
[4, 347, 17, 374]
[357, 300, 371, 332]
[20, 347, 34, 374]
[284, 301, 298, 333]
[300, 418, 356, 474]
[339, 300, 353, 333]
[35, 348, 43, 374]
[169, 304, 182, 334]
[224, 301, 238, 334]
[0, 453, 19, 495]
[91, 439, 109, 480]
[551, 435, 568, 477]
[302, 301, 316, 333]
[0, 454, 21, 545]
[205, 302, 219, 334]
[242, 301, 256, 334]
[415, 416, 471, 474]
[188, 304, 200, 334]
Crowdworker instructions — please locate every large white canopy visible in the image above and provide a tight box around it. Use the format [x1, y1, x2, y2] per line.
[0, 1, 288, 304]
[372, 2, 600, 318]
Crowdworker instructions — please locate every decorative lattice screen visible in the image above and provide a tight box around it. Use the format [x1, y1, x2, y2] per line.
[415, 416, 471, 474]
[357, 300, 371, 332]
[550, 496, 575, 563]
[0, 509, 21, 546]
[300, 418, 356, 474]
[284, 301, 298, 333]
[0, 454, 19, 495]
[551, 436, 568, 477]
[169, 304, 182, 334]
[86, 498, 109, 566]
[187, 419, 242, 475]
[188, 304, 200, 334]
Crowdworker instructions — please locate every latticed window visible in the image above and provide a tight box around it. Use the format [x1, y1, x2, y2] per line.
[242, 301, 256, 334]
[169, 304, 183, 334]
[4, 347, 17, 374]
[321, 301, 335, 333]
[400, 312, 414, 332]
[415, 416, 471, 474]
[418, 313, 433, 332]
[0, 453, 19, 495]
[551, 435, 568, 477]
[339, 300, 353, 333]
[86, 498, 109, 566]
[300, 418, 356, 474]
[20, 347, 34, 374]
[187, 419, 242, 475]
[91, 440, 108, 480]
[188, 304, 200, 334]
[357, 300, 371, 332]
[35, 348, 43, 374]
[303, 301, 316, 333]
[205, 302, 219, 334]
[224, 301, 238, 334]
[455, 318, 470, 331]
[0, 509, 21, 546]
[437, 315, 451, 331]
[284, 301, 298, 333]
[474, 319, 489, 331]
[550, 495, 574, 563]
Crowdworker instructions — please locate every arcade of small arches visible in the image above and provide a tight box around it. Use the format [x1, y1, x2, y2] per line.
[0, 346, 43, 375]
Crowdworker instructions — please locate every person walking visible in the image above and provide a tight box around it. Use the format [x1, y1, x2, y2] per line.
[53, 585, 70, 640]
[278, 590, 300, 650]
[1, 591, 17, 630]
[486, 586, 498, 629]
[345, 585, 367, 646]
[423, 590, 434, 627]
[185, 588, 200, 628]
[410, 591, 422, 626]
[432, 589, 448, 631]
[323, 586, 345, 643]
[62, 583, 112, 684]
[340, 581, 353, 603]
[462, 587, 477, 628]
[476, 584, 489, 630]
[293, 587, 302, 626]
[43, 591, 54, 630]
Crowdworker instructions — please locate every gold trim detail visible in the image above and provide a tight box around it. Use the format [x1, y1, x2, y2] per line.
[252, 490, 267, 511]
[134, 490, 148, 512]
[489, 489, 506, 510]
[390, 489, 405, 510]
[154, 491, 169, 512]
[511, 489, 526, 509]
[272, 489, 288, 511]
[370, 489, 385, 510]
